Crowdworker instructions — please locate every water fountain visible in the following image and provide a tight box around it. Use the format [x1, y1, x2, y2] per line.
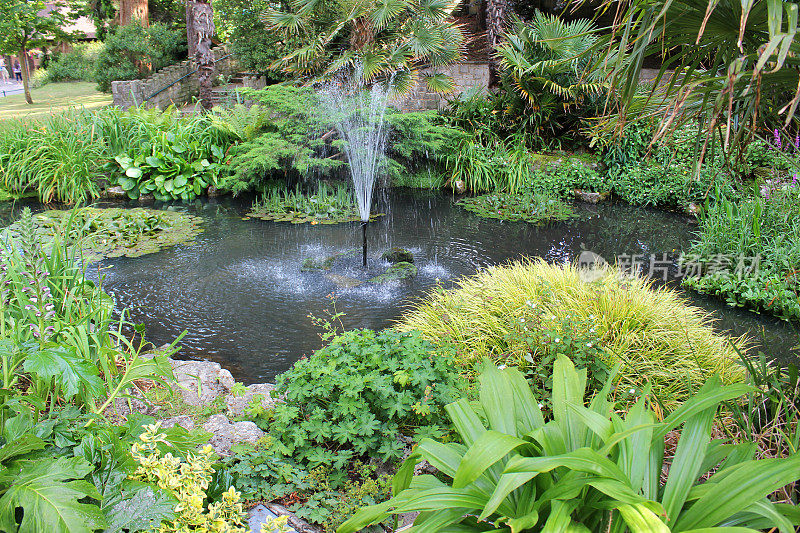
[321, 80, 392, 266]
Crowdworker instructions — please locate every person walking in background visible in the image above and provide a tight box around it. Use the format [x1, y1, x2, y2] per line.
[12, 62, 21, 81]
[0, 63, 8, 83]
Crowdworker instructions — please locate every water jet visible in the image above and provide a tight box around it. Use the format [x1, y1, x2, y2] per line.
[321, 79, 391, 267]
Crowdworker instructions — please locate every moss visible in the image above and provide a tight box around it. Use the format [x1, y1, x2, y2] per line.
[369, 262, 418, 283]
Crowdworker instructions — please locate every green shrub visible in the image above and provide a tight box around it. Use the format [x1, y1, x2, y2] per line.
[340, 357, 800, 533]
[227, 328, 463, 530]
[46, 42, 104, 83]
[398, 259, 746, 408]
[94, 22, 186, 93]
[683, 188, 800, 321]
[0, 111, 104, 204]
[528, 159, 606, 198]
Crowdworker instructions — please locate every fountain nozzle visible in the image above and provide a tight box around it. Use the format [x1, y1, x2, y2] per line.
[361, 222, 368, 267]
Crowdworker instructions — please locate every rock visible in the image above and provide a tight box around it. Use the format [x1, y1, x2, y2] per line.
[573, 189, 610, 204]
[203, 414, 264, 456]
[369, 261, 417, 283]
[226, 383, 278, 418]
[686, 202, 701, 217]
[453, 180, 467, 194]
[159, 415, 195, 431]
[110, 387, 160, 418]
[325, 273, 363, 288]
[381, 247, 414, 264]
[170, 359, 235, 406]
[103, 186, 128, 200]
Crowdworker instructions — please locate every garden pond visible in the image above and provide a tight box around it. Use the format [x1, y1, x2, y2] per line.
[3, 190, 797, 383]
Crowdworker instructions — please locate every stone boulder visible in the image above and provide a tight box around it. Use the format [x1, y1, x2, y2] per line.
[369, 261, 417, 283]
[573, 189, 610, 204]
[170, 359, 235, 406]
[226, 383, 278, 418]
[381, 247, 414, 264]
[159, 415, 195, 431]
[203, 414, 265, 456]
[103, 186, 128, 200]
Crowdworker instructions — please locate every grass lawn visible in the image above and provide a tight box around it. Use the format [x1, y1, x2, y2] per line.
[0, 81, 111, 120]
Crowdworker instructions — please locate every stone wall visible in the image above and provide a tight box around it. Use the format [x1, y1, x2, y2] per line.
[393, 61, 489, 111]
[112, 47, 235, 110]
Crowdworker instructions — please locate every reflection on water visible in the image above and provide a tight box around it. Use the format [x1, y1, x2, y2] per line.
[7, 192, 797, 383]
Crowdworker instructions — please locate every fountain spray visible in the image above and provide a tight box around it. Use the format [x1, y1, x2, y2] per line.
[321, 79, 392, 267]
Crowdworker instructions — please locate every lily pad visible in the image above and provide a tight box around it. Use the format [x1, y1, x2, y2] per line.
[4, 207, 203, 263]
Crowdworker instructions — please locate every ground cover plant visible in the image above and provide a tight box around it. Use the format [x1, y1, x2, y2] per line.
[399, 260, 746, 408]
[0, 208, 250, 532]
[226, 328, 464, 531]
[3, 207, 204, 262]
[340, 357, 800, 532]
[457, 190, 579, 225]
[683, 187, 800, 321]
[246, 182, 381, 224]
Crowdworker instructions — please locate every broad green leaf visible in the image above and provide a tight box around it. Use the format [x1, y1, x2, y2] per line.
[125, 167, 143, 179]
[453, 430, 527, 488]
[445, 399, 486, 446]
[102, 481, 177, 533]
[0, 434, 45, 464]
[0, 457, 106, 533]
[617, 503, 669, 532]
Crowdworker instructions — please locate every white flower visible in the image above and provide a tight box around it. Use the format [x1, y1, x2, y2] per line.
[629, 388, 636, 394]
[554, 338, 561, 343]
[498, 364, 507, 370]
[586, 343, 592, 348]
[538, 403, 544, 409]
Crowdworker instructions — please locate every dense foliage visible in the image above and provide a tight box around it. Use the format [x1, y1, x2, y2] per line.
[247, 182, 373, 224]
[43, 42, 103, 83]
[341, 358, 800, 532]
[457, 190, 578, 225]
[399, 260, 745, 408]
[684, 187, 800, 321]
[262, 0, 464, 93]
[94, 22, 187, 93]
[227, 328, 463, 529]
[0, 209, 245, 532]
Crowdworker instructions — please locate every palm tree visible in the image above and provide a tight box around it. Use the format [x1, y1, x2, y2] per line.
[494, 11, 605, 142]
[263, 0, 465, 93]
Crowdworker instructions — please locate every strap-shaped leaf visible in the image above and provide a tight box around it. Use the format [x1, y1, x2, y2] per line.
[673, 454, 800, 531]
[445, 399, 486, 447]
[617, 503, 670, 532]
[453, 430, 527, 489]
[662, 404, 715, 524]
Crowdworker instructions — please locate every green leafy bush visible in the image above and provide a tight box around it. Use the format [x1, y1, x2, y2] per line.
[683, 188, 800, 321]
[341, 357, 800, 533]
[228, 329, 463, 529]
[95, 22, 186, 92]
[399, 259, 746, 408]
[46, 42, 104, 83]
[99, 107, 235, 200]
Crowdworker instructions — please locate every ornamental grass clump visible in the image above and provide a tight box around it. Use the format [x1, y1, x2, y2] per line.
[398, 259, 746, 408]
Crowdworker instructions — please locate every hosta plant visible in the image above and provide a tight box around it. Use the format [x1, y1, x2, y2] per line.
[339, 357, 800, 532]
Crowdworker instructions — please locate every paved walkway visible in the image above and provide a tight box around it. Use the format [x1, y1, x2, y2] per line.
[0, 81, 24, 98]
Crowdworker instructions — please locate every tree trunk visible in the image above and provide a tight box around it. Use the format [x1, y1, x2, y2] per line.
[485, 0, 508, 90]
[119, 0, 149, 26]
[185, 0, 197, 57]
[18, 49, 32, 104]
[190, 0, 214, 109]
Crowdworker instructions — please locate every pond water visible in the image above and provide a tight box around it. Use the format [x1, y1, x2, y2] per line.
[10, 191, 798, 383]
